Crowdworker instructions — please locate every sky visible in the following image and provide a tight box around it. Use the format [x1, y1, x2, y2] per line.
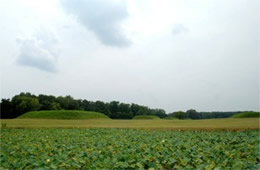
[0, 0, 259, 113]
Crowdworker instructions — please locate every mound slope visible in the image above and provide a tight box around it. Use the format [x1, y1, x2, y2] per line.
[232, 112, 260, 118]
[18, 110, 110, 119]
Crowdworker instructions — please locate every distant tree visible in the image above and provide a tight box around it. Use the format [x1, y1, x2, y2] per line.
[198, 111, 243, 119]
[12, 95, 40, 115]
[88, 101, 98, 112]
[80, 100, 89, 110]
[171, 111, 186, 119]
[136, 106, 150, 116]
[108, 101, 119, 118]
[95, 101, 110, 116]
[130, 104, 140, 116]
[56, 95, 79, 110]
[38, 94, 61, 110]
[186, 109, 199, 119]
[109, 101, 119, 112]
[152, 109, 167, 118]
[1, 92, 248, 119]
[1, 99, 15, 118]
[118, 103, 131, 114]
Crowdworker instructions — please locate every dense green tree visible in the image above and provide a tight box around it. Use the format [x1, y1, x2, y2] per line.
[108, 101, 119, 113]
[171, 111, 186, 119]
[152, 109, 167, 118]
[38, 94, 61, 110]
[108, 101, 119, 118]
[0, 92, 246, 119]
[11, 95, 40, 114]
[95, 101, 110, 116]
[136, 106, 150, 116]
[80, 100, 90, 111]
[56, 96, 79, 110]
[0, 99, 15, 118]
[118, 103, 131, 114]
[130, 104, 140, 116]
[186, 109, 199, 119]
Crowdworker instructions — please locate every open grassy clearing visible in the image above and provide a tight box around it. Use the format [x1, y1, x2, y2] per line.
[1, 118, 259, 130]
[132, 115, 160, 119]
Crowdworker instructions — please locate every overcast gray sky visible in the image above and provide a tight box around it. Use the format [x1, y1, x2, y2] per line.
[0, 0, 259, 112]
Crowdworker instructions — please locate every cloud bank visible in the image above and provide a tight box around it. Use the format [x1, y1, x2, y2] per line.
[16, 31, 59, 72]
[62, 0, 131, 47]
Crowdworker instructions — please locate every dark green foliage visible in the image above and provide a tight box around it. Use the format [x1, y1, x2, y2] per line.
[18, 110, 109, 119]
[12, 93, 40, 115]
[186, 109, 199, 119]
[198, 111, 243, 119]
[0, 93, 166, 119]
[56, 96, 79, 110]
[152, 109, 166, 118]
[232, 112, 260, 118]
[108, 101, 119, 115]
[38, 94, 61, 110]
[118, 103, 131, 114]
[1, 129, 259, 169]
[94, 101, 110, 116]
[0, 99, 14, 118]
[168, 111, 186, 119]
[0, 92, 255, 119]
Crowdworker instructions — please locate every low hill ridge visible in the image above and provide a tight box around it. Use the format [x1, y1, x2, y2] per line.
[231, 112, 259, 118]
[18, 110, 110, 119]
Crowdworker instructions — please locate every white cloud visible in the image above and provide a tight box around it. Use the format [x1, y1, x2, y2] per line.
[62, 0, 131, 47]
[0, 0, 259, 112]
[172, 24, 189, 35]
[16, 31, 60, 72]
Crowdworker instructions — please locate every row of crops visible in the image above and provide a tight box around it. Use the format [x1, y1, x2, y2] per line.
[1, 128, 259, 169]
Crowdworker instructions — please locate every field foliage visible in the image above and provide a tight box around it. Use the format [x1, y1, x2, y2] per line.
[18, 110, 109, 119]
[0, 129, 259, 169]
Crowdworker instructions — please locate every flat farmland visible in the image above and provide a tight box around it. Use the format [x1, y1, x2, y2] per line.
[0, 118, 259, 130]
[1, 128, 259, 169]
[1, 118, 259, 169]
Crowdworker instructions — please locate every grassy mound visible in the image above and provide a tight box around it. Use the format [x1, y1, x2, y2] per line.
[133, 115, 160, 120]
[231, 112, 260, 118]
[18, 110, 110, 119]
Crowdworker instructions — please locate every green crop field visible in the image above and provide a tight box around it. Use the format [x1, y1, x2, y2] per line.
[0, 128, 259, 169]
[1, 118, 259, 169]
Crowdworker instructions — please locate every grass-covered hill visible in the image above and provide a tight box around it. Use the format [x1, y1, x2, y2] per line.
[18, 110, 110, 120]
[132, 115, 160, 120]
[231, 112, 260, 118]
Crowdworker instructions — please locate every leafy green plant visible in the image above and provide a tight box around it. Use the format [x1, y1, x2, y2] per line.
[1, 129, 259, 169]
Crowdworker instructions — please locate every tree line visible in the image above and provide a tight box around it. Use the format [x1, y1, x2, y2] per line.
[167, 110, 243, 119]
[0, 92, 245, 119]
